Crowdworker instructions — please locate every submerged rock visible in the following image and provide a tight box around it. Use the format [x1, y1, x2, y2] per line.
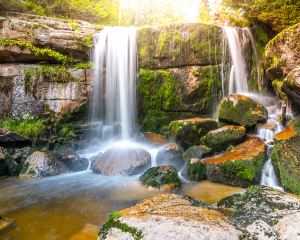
[0, 216, 14, 233]
[168, 117, 218, 149]
[92, 147, 151, 176]
[189, 137, 267, 187]
[218, 185, 300, 239]
[99, 194, 241, 240]
[139, 166, 180, 190]
[218, 94, 268, 128]
[56, 150, 89, 172]
[19, 151, 68, 179]
[156, 143, 184, 170]
[0, 129, 32, 148]
[201, 125, 246, 152]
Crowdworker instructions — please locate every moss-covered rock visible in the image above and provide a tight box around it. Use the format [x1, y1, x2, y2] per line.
[168, 117, 218, 149]
[192, 137, 267, 187]
[139, 166, 180, 190]
[137, 24, 223, 69]
[272, 123, 300, 194]
[201, 125, 246, 152]
[218, 94, 268, 128]
[156, 143, 184, 170]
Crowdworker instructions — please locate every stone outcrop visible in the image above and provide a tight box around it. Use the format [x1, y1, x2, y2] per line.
[188, 137, 267, 186]
[168, 117, 218, 149]
[0, 128, 31, 147]
[92, 147, 151, 176]
[218, 94, 268, 128]
[0, 64, 91, 118]
[139, 166, 180, 190]
[0, 12, 97, 62]
[19, 150, 68, 179]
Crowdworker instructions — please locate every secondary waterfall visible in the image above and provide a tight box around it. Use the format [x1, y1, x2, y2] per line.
[222, 27, 260, 95]
[90, 27, 137, 140]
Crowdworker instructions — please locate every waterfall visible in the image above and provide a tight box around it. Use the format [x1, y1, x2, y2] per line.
[90, 27, 137, 140]
[222, 27, 249, 95]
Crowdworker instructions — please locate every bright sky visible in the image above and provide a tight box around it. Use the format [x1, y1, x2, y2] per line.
[119, 0, 222, 24]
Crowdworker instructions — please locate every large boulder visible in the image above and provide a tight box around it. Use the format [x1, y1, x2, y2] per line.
[188, 137, 267, 186]
[19, 151, 68, 179]
[0, 147, 8, 176]
[168, 117, 218, 149]
[0, 128, 31, 147]
[0, 12, 97, 62]
[201, 125, 246, 152]
[99, 194, 241, 240]
[139, 166, 180, 190]
[156, 143, 184, 170]
[218, 94, 268, 128]
[272, 122, 300, 194]
[218, 186, 300, 239]
[92, 147, 151, 176]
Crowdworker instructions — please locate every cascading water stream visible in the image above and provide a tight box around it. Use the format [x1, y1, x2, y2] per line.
[90, 27, 137, 140]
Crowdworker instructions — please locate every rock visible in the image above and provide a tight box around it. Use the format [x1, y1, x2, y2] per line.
[138, 24, 223, 69]
[156, 143, 184, 170]
[142, 132, 166, 144]
[273, 125, 297, 141]
[0, 128, 31, 147]
[272, 123, 300, 194]
[0, 12, 96, 62]
[189, 137, 267, 187]
[0, 64, 91, 118]
[0, 216, 14, 233]
[92, 147, 151, 176]
[201, 125, 246, 152]
[19, 151, 68, 179]
[183, 145, 211, 162]
[56, 150, 89, 172]
[99, 194, 241, 240]
[168, 117, 218, 149]
[139, 166, 180, 190]
[0, 147, 8, 176]
[218, 94, 268, 128]
[218, 185, 300, 239]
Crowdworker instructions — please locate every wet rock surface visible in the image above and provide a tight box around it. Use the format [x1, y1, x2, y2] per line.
[19, 151, 68, 179]
[92, 147, 151, 176]
[218, 94, 268, 128]
[0, 128, 31, 147]
[139, 166, 180, 190]
[55, 150, 88, 172]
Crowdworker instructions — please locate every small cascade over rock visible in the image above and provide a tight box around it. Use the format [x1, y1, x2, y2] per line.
[90, 27, 137, 140]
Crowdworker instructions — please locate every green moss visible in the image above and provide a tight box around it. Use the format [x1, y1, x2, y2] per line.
[188, 159, 206, 181]
[139, 69, 180, 111]
[68, 19, 79, 32]
[0, 37, 72, 64]
[0, 117, 45, 141]
[99, 211, 143, 240]
[81, 34, 94, 47]
[75, 62, 93, 69]
[32, 23, 48, 29]
[58, 124, 76, 139]
[139, 166, 180, 189]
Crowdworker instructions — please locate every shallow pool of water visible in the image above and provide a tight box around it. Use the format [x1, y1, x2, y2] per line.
[0, 172, 243, 240]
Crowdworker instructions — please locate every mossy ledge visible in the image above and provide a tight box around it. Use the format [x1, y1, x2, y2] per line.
[0, 37, 73, 64]
[99, 211, 143, 240]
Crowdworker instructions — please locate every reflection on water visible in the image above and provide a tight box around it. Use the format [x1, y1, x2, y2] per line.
[0, 172, 243, 240]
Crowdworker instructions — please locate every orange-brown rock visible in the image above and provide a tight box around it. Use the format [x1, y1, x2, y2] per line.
[273, 125, 297, 141]
[143, 132, 166, 144]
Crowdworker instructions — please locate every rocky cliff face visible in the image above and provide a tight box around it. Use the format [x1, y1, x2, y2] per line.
[0, 12, 95, 119]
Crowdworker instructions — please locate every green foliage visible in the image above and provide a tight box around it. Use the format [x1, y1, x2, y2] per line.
[99, 211, 143, 240]
[0, 0, 119, 25]
[75, 62, 93, 69]
[0, 37, 72, 64]
[222, 0, 300, 32]
[0, 117, 45, 140]
[58, 124, 76, 139]
[188, 160, 206, 181]
[81, 34, 94, 47]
